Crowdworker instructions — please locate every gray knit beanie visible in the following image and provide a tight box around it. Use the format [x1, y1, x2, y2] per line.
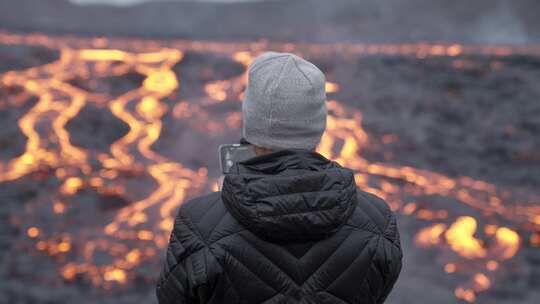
[242, 52, 327, 150]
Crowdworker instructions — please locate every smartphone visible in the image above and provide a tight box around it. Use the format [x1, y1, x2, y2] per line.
[219, 144, 256, 174]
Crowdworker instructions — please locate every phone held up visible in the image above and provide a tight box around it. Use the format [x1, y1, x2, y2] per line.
[218, 143, 256, 175]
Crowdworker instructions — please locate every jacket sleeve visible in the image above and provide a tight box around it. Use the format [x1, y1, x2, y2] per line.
[156, 210, 210, 304]
[156, 234, 197, 303]
[375, 211, 403, 304]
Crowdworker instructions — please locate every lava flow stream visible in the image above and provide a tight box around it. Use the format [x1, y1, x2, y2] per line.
[0, 30, 539, 302]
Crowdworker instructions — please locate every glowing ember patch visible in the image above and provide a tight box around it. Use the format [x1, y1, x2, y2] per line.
[55, 168, 67, 179]
[137, 96, 159, 114]
[486, 260, 499, 271]
[205, 83, 227, 101]
[126, 249, 141, 264]
[455, 287, 476, 303]
[36, 241, 47, 251]
[129, 212, 148, 225]
[53, 201, 66, 214]
[484, 224, 498, 235]
[473, 273, 491, 291]
[58, 241, 72, 253]
[157, 218, 173, 232]
[447, 44, 463, 57]
[61, 264, 78, 281]
[61, 177, 84, 195]
[494, 227, 520, 259]
[136, 96, 167, 120]
[445, 217, 487, 259]
[137, 230, 154, 240]
[490, 197, 501, 206]
[325, 82, 340, 93]
[402, 203, 417, 215]
[104, 269, 127, 283]
[212, 181, 220, 192]
[430, 45, 446, 56]
[533, 215, 540, 225]
[444, 263, 456, 273]
[233, 51, 253, 65]
[89, 177, 103, 187]
[27, 227, 40, 238]
[197, 167, 208, 177]
[20, 153, 35, 165]
[79, 49, 128, 61]
[531, 234, 540, 247]
[143, 70, 178, 94]
[415, 223, 447, 247]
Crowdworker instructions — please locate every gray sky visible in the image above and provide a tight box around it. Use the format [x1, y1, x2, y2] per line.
[69, 0, 263, 6]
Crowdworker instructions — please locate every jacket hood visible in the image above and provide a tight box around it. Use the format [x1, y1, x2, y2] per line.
[222, 149, 358, 242]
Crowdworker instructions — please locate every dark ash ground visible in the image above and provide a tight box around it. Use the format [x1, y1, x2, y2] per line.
[1, 41, 540, 304]
[1, 0, 540, 303]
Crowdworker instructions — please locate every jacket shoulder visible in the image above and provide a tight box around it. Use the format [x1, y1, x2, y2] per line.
[176, 192, 244, 244]
[158, 193, 233, 303]
[178, 191, 223, 224]
[347, 190, 400, 245]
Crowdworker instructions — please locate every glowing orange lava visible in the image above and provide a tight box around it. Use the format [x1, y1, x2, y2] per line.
[1, 30, 539, 301]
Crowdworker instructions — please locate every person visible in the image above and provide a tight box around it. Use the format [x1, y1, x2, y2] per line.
[156, 52, 402, 303]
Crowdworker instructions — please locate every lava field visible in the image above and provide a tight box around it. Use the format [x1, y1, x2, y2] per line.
[0, 31, 539, 303]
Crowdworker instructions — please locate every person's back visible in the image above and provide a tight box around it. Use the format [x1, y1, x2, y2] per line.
[157, 52, 402, 304]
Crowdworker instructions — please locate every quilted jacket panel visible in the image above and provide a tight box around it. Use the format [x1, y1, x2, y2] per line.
[157, 150, 402, 303]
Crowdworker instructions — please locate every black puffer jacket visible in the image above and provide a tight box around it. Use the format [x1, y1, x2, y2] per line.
[157, 150, 402, 304]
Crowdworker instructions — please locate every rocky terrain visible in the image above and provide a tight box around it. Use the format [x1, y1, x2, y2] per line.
[1, 0, 540, 303]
